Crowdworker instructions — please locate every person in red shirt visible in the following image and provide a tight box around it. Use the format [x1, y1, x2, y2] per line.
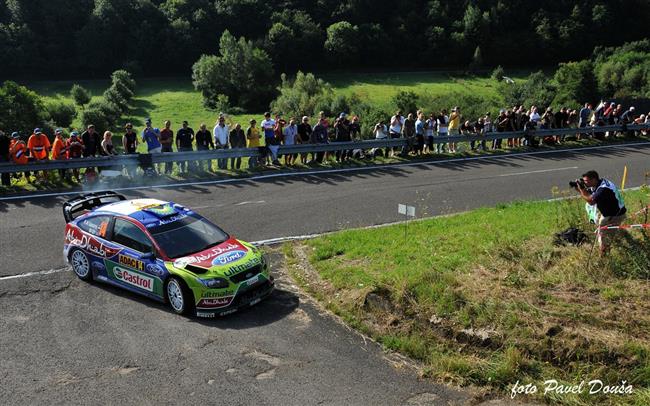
[27, 128, 51, 181]
[66, 131, 84, 182]
[9, 132, 30, 182]
[51, 129, 68, 179]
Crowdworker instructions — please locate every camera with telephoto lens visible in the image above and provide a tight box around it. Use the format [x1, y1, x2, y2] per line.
[569, 179, 586, 189]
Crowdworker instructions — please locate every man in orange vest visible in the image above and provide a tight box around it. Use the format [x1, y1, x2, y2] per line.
[51, 128, 68, 179]
[9, 132, 30, 182]
[27, 128, 51, 181]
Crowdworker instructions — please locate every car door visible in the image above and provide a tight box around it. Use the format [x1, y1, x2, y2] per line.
[107, 218, 164, 298]
[75, 214, 116, 278]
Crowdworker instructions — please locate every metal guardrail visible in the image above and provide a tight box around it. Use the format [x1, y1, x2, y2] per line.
[0, 124, 647, 174]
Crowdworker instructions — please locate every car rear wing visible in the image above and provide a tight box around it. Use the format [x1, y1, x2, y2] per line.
[63, 191, 126, 223]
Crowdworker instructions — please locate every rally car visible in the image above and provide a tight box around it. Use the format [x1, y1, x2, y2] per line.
[63, 191, 274, 317]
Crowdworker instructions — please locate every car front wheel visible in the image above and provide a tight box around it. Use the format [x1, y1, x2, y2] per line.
[70, 249, 92, 281]
[166, 277, 193, 315]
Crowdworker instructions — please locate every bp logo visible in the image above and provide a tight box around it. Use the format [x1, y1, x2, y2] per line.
[212, 250, 246, 265]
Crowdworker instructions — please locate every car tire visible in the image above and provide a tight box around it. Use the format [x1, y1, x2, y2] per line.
[69, 249, 93, 282]
[166, 277, 194, 315]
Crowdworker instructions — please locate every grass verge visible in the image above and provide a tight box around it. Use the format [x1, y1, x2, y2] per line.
[286, 188, 650, 405]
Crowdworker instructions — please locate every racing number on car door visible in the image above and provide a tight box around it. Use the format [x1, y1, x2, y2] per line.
[111, 219, 161, 296]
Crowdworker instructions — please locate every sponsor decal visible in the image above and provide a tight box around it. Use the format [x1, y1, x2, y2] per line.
[114, 266, 154, 292]
[245, 275, 260, 287]
[224, 258, 261, 277]
[119, 254, 144, 272]
[66, 228, 120, 258]
[197, 296, 234, 309]
[196, 311, 216, 318]
[173, 242, 244, 268]
[219, 309, 238, 316]
[147, 213, 187, 227]
[146, 263, 166, 277]
[212, 250, 246, 266]
[203, 289, 236, 298]
[143, 204, 176, 217]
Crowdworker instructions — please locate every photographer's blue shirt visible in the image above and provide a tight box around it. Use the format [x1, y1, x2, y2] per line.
[590, 179, 625, 217]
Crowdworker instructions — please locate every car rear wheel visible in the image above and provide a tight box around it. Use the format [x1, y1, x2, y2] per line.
[70, 249, 92, 281]
[166, 277, 193, 315]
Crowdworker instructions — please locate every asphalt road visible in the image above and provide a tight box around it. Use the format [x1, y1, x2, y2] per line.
[1, 143, 649, 405]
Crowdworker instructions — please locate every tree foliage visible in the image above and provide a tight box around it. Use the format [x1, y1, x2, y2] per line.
[0, 81, 47, 134]
[70, 84, 91, 108]
[192, 30, 275, 111]
[552, 60, 598, 105]
[270, 71, 333, 118]
[45, 100, 77, 128]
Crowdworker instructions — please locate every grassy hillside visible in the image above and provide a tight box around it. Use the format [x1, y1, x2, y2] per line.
[286, 188, 650, 405]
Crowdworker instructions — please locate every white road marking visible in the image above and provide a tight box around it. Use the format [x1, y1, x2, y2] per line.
[499, 166, 578, 177]
[0, 267, 70, 281]
[1, 141, 648, 202]
[235, 200, 266, 206]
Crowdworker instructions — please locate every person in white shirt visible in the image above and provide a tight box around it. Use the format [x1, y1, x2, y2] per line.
[389, 110, 405, 156]
[213, 115, 230, 169]
[283, 118, 298, 165]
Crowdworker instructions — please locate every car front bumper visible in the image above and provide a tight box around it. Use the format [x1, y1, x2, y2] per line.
[194, 277, 275, 318]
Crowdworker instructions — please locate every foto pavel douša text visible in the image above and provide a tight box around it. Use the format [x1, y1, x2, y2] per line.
[510, 380, 633, 399]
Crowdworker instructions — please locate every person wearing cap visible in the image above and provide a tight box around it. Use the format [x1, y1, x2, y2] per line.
[195, 123, 213, 172]
[27, 128, 51, 181]
[66, 132, 84, 182]
[142, 119, 162, 154]
[176, 120, 195, 173]
[51, 129, 68, 179]
[9, 132, 30, 182]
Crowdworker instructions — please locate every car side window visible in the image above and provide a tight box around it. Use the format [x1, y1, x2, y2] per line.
[112, 218, 154, 254]
[78, 215, 111, 238]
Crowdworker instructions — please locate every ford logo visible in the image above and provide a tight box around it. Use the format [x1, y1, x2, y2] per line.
[212, 250, 246, 265]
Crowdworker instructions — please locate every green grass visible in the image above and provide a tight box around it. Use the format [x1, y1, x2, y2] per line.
[287, 187, 650, 405]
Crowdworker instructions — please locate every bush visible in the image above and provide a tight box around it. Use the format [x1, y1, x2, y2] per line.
[552, 60, 597, 106]
[45, 100, 76, 128]
[81, 99, 121, 130]
[491, 65, 505, 82]
[0, 81, 47, 134]
[192, 30, 275, 111]
[111, 70, 137, 99]
[419, 92, 501, 123]
[498, 71, 555, 108]
[356, 104, 391, 139]
[70, 84, 91, 108]
[270, 71, 333, 118]
[392, 90, 419, 115]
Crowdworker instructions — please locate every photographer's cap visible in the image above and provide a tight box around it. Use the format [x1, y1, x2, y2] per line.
[11, 131, 19, 138]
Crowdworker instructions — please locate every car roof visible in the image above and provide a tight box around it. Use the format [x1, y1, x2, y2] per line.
[92, 198, 194, 229]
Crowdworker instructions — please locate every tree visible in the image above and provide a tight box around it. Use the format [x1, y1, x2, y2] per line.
[70, 84, 91, 109]
[192, 30, 275, 111]
[0, 81, 47, 134]
[392, 91, 419, 115]
[45, 100, 77, 128]
[270, 71, 333, 118]
[324, 21, 359, 64]
[553, 60, 597, 106]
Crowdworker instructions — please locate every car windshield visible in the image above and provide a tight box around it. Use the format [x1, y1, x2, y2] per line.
[148, 214, 229, 259]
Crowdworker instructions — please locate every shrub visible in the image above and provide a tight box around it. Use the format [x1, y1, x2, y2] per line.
[45, 100, 77, 128]
[552, 60, 597, 106]
[70, 84, 91, 108]
[491, 65, 505, 82]
[0, 81, 47, 134]
[392, 90, 419, 115]
[270, 71, 333, 118]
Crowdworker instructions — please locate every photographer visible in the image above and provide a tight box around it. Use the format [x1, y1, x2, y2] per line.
[573, 170, 626, 255]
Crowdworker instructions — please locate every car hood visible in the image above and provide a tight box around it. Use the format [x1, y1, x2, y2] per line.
[170, 238, 259, 276]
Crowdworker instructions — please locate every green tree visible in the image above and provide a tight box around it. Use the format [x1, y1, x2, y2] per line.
[70, 84, 92, 109]
[192, 30, 275, 111]
[324, 21, 359, 64]
[0, 81, 47, 134]
[552, 60, 597, 105]
[392, 91, 419, 115]
[270, 71, 333, 118]
[45, 100, 77, 128]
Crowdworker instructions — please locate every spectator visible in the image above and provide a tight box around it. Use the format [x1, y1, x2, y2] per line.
[424, 113, 436, 154]
[579, 103, 592, 129]
[81, 124, 100, 158]
[159, 120, 174, 174]
[372, 121, 389, 158]
[311, 117, 328, 163]
[402, 112, 416, 156]
[261, 112, 276, 165]
[66, 132, 84, 182]
[270, 114, 286, 166]
[123, 123, 138, 154]
[195, 123, 213, 171]
[142, 119, 162, 153]
[246, 119, 262, 168]
[349, 116, 361, 140]
[51, 129, 68, 179]
[436, 109, 449, 153]
[10, 132, 30, 182]
[101, 131, 117, 156]
[448, 107, 461, 153]
[297, 116, 312, 164]
[529, 106, 541, 127]
[389, 110, 404, 156]
[414, 112, 425, 156]
[334, 113, 351, 162]
[318, 111, 330, 129]
[0, 130, 9, 186]
[621, 106, 636, 124]
[283, 117, 298, 166]
[213, 116, 230, 169]
[27, 128, 51, 181]
[474, 117, 486, 151]
[460, 120, 473, 150]
[176, 120, 195, 173]
[506, 110, 519, 147]
[494, 109, 507, 149]
[229, 123, 246, 169]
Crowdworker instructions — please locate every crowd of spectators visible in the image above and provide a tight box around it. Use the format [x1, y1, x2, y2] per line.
[0, 101, 648, 186]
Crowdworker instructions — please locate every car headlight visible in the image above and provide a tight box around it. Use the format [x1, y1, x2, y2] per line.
[200, 277, 230, 289]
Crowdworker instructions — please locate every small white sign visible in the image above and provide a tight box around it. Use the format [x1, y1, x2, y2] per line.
[398, 204, 416, 217]
[398, 204, 407, 215]
[407, 206, 415, 217]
